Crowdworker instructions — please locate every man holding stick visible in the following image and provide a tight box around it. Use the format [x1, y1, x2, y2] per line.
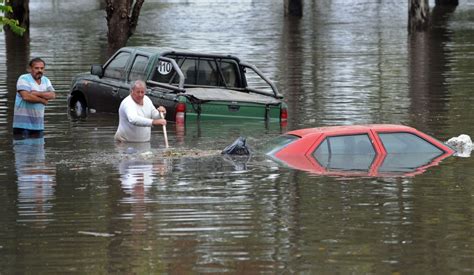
[114, 80, 167, 143]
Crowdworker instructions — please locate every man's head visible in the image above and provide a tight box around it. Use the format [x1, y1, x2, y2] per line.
[28, 57, 46, 81]
[130, 80, 147, 105]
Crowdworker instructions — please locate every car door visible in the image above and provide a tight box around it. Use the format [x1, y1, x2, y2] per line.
[87, 50, 132, 113]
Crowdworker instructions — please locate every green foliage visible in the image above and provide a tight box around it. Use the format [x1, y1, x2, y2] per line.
[0, 2, 26, 35]
[0, 2, 12, 13]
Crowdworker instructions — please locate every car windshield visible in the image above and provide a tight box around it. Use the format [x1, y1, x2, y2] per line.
[263, 135, 300, 155]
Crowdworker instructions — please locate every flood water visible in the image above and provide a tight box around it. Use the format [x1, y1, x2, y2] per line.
[1, 0, 474, 273]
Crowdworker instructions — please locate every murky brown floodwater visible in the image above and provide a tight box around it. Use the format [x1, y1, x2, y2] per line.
[1, 0, 474, 273]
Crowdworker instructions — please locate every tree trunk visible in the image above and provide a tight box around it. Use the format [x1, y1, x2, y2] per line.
[408, 0, 430, 33]
[105, 0, 145, 57]
[284, 0, 303, 17]
[5, 30, 30, 126]
[3, 0, 29, 33]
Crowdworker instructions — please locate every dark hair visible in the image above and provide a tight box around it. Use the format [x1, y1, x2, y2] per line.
[29, 57, 46, 67]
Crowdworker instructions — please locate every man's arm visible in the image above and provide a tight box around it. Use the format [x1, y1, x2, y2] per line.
[32, 90, 56, 100]
[18, 90, 48, 105]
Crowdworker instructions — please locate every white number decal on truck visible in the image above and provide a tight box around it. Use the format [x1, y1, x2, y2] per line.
[157, 61, 172, 75]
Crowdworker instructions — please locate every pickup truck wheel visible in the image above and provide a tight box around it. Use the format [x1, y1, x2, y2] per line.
[70, 96, 87, 117]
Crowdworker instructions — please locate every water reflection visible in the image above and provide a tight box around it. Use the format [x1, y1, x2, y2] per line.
[221, 154, 251, 171]
[13, 137, 56, 227]
[271, 152, 451, 178]
[107, 143, 172, 273]
[0, 0, 473, 273]
[408, 5, 457, 133]
[116, 141, 170, 224]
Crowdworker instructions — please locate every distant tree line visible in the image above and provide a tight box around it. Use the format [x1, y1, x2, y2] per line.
[2, 0, 462, 55]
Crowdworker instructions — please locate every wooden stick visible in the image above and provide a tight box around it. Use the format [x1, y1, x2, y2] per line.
[160, 111, 169, 148]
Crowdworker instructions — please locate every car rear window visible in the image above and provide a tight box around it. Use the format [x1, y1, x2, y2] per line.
[264, 135, 299, 155]
[378, 132, 443, 154]
[152, 55, 242, 88]
[220, 60, 240, 88]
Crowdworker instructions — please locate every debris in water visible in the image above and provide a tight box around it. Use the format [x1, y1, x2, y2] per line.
[221, 136, 250, 155]
[163, 148, 220, 158]
[446, 134, 473, 157]
[126, 147, 138, 154]
[140, 151, 153, 157]
[78, 231, 115, 237]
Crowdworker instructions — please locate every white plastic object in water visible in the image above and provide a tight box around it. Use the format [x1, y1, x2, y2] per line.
[446, 134, 473, 157]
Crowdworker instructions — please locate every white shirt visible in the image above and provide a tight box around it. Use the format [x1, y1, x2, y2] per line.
[114, 95, 161, 142]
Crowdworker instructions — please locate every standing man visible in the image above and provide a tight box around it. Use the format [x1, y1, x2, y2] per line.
[115, 80, 167, 142]
[13, 57, 56, 139]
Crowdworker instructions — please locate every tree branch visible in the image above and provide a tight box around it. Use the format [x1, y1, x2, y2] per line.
[129, 0, 145, 37]
[105, 0, 114, 22]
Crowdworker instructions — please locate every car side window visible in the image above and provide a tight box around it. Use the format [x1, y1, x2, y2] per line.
[321, 134, 375, 155]
[313, 134, 375, 171]
[128, 55, 149, 82]
[378, 132, 443, 154]
[103, 52, 131, 80]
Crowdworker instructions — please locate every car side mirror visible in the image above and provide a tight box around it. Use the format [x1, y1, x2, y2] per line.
[91, 64, 104, 78]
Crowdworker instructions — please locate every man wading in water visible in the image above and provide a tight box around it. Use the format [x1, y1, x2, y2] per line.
[115, 80, 167, 143]
[13, 57, 56, 139]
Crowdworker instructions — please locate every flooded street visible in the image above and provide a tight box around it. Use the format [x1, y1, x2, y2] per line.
[1, 0, 474, 273]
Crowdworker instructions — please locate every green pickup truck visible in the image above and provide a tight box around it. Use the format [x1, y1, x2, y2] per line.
[68, 47, 288, 124]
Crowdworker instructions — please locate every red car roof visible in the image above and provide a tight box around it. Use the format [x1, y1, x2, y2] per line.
[273, 124, 455, 177]
[286, 124, 416, 138]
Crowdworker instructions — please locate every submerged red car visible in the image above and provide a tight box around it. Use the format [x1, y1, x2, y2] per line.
[265, 124, 455, 177]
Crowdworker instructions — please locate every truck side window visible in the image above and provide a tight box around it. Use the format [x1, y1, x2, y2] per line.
[220, 60, 240, 88]
[103, 52, 131, 80]
[128, 55, 149, 82]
